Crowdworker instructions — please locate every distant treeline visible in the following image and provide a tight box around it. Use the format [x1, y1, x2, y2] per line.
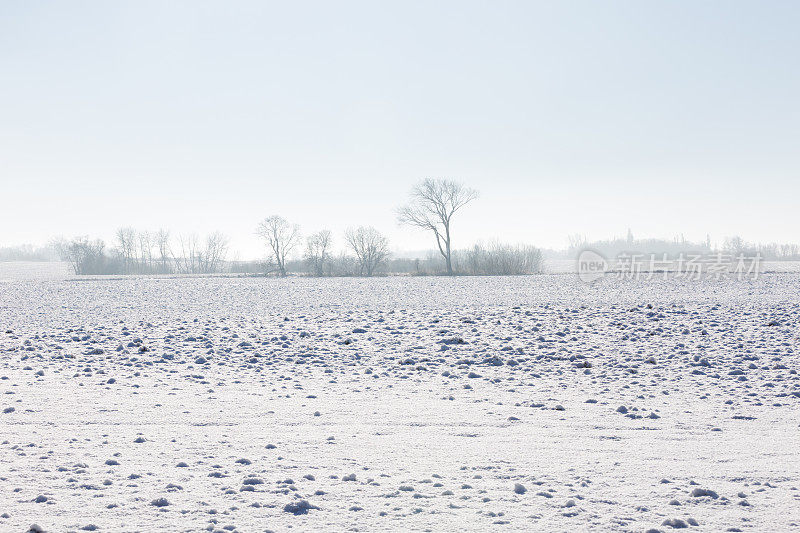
[719, 236, 800, 260]
[566, 231, 800, 260]
[0, 244, 58, 262]
[230, 241, 543, 277]
[7, 178, 797, 276]
[42, 180, 543, 276]
[51, 230, 229, 276]
[48, 228, 543, 277]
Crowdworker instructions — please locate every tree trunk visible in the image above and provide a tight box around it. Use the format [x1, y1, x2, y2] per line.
[445, 224, 453, 275]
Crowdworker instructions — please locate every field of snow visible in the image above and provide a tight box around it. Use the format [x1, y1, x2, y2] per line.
[1, 274, 799, 532]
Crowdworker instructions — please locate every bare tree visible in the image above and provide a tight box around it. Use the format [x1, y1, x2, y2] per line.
[345, 226, 390, 276]
[165, 231, 229, 274]
[56, 236, 108, 275]
[115, 227, 137, 273]
[723, 236, 745, 255]
[199, 231, 229, 273]
[137, 230, 154, 272]
[567, 233, 587, 252]
[155, 228, 172, 273]
[780, 243, 800, 259]
[256, 215, 301, 276]
[462, 241, 542, 275]
[174, 233, 200, 274]
[304, 230, 332, 276]
[397, 178, 478, 275]
[330, 251, 358, 276]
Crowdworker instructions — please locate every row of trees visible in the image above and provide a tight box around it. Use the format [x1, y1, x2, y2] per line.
[256, 217, 391, 277]
[54, 237, 108, 276]
[54, 230, 230, 275]
[54, 223, 396, 277]
[566, 231, 800, 260]
[36, 179, 545, 276]
[255, 178, 484, 276]
[721, 236, 800, 259]
[0, 243, 57, 262]
[231, 243, 543, 277]
[459, 242, 543, 275]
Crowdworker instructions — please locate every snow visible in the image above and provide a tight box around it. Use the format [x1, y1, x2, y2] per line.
[1, 274, 799, 531]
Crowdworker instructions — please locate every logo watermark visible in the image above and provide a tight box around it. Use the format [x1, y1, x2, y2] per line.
[576, 249, 609, 284]
[576, 250, 763, 284]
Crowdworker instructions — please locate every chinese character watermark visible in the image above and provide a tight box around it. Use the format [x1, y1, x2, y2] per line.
[576, 250, 762, 284]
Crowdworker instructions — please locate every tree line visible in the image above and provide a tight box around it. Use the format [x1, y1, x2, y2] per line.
[34, 179, 545, 276]
[253, 217, 391, 277]
[566, 231, 800, 260]
[250, 178, 540, 276]
[53, 230, 230, 276]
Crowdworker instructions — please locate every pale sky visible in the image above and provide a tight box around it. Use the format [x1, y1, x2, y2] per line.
[1, 1, 798, 259]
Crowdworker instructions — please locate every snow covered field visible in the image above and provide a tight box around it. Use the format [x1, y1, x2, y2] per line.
[1, 274, 799, 532]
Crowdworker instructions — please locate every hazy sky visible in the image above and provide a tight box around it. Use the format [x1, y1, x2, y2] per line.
[2, 1, 798, 258]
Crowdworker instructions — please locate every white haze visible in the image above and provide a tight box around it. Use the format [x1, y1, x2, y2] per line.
[1, 1, 798, 258]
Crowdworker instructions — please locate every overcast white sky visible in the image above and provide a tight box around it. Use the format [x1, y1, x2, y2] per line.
[1, 1, 798, 258]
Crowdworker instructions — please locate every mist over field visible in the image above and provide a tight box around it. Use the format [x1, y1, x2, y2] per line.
[1, 2, 799, 532]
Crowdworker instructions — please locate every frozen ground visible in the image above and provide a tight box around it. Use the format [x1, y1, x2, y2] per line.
[1, 274, 799, 532]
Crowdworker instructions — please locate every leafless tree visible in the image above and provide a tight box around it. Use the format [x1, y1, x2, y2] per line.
[155, 228, 172, 273]
[174, 233, 200, 274]
[256, 215, 300, 276]
[330, 251, 358, 276]
[567, 233, 587, 252]
[345, 226, 390, 276]
[723, 236, 745, 255]
[780, 243, 800, 258]
[116, 227, 137, 273]
[462, 241, 543, 275]
[137, 230, 154, 272]
[304, 229, 333, 276]
[56, 236, 108, 275]
[166, 231, 230, 274]
[199, 231, 229, 273]
[397, 178, 478, 275]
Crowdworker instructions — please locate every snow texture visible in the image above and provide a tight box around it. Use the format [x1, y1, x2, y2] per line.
[1, 274, 799, 531]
